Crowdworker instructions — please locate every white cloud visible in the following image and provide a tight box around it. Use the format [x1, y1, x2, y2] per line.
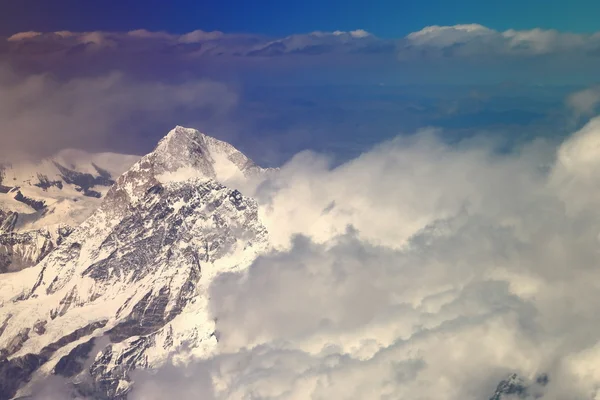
[7, 31, 42, 41]
[127, 29, 174, 40]
[566, 86, 600, 117]
[332, 29, 371, 38]
[349, 29, 371, 38]
[404, 24, 600, 58]
[178, 29, 225, 43]
[406, 24, 495, 47]
[254, 130, 547, 249]
[502, 28, 587, 55]
[77, 31, 111, 46]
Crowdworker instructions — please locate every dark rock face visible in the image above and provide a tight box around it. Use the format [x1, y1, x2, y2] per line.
[40, 321, 108, 358]
[56, 226, 74, 246]
[0, 166, 17, 194]
[0, 354, 46, 400]
[536, 373, 549, 386]
[34, 174, 63, 191]
[1, 328, 30, 358]
[0, 185, 12, 194]
[32, 320, 47, 335]
[0, 229, 55, 273]
[0, 218, 73, 273]
[0, 210, 18, 232]
[490, 374, 527, 400]
[489, 373, 549, 400]
[83, 189, 102, 198]
[54, 337, 97, 377]
[14, 191, 46, 212]
[107, 288, 172, 343]
[84, 338, 152, 400]
[0, 315, 12, 338]
[53, 161, 114, 197]
[0, 320, 107, 400]
[229, 189, 246, 210]
[92, 163, 112, 181]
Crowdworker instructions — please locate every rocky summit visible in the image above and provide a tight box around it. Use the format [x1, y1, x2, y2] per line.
[0, 127, 268, 399]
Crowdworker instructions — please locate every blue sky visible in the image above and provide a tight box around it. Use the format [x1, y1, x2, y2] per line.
[3, 0, 600, 37]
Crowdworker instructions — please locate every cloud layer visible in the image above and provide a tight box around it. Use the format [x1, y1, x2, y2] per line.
[403, 24, 593, 57]
[7, 24, 600, 87]
[6, 24, 600, 61]
[0, 65, 238, 160]
[1, 28, 384, 58]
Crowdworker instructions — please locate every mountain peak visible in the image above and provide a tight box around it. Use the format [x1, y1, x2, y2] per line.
[151, 126, 219, 181]
[160, 125, 207, 147]
[105, 126, 264, 208]
[151, 126, 260, 183]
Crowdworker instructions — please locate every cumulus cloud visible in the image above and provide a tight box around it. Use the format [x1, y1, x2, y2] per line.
[566, 86, 600, 117]
[405, 24, 496, 47]
[402, 24, 600, 59]
[178, 29, 225, 43]
[253, 130, 549, 249]
[107, 117, 600, 399]
[7, 31, 43, 42]
[0, 65, 238, 160]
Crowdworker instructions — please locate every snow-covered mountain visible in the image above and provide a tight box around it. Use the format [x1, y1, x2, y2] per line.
[0, 127, 270, 399]
[0, 150, 140, 273]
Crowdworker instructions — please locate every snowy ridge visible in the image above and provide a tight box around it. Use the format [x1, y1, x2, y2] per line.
[111, 126, 268, 209]
[152, 125, 264, 183]
[0, 149, 140, 232]
[0, 127, 270, 399]
[0, 150, 139, 274]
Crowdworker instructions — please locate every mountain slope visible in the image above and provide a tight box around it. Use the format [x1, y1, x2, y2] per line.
[0, 127, 270, 399]
[0, 150, 140, 273]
